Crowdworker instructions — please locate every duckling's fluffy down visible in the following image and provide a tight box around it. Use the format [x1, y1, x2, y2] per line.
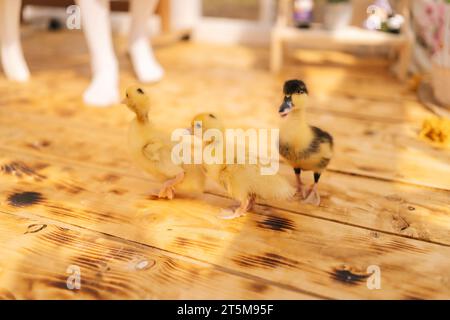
[175, 164, 206, 197]
[219, 164, 296, 202]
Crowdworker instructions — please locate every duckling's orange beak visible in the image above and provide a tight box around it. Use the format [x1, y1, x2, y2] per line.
[121, 97, 128, 105]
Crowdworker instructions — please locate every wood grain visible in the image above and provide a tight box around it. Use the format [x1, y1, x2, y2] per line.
[1, 123, 450, 247]
[0, 32, 420, 125]
[0, 211, 313, 299]
[1, 29, 449, 300]
[1, 110, 449, 245]
[0, 35, 445, 192]
[1, 99, 449, 190]
[0, 152, 449, 299]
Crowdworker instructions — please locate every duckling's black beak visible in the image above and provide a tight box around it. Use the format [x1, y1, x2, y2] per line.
[279, 95, 293, 117]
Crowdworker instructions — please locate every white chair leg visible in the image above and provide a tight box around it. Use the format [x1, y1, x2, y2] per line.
[76, 0, 119, 107]
[0, 0, 30, 82]
[129, 0, 164, 83]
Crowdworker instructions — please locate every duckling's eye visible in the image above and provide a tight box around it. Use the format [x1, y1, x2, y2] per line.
[126, 93, 129, 98]
[137, 88, 144, 94]
[195, 123, 202, 128]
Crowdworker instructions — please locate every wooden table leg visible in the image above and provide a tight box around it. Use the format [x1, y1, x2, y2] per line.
[396, 41, 412, 81]
[270, 30, 283, 73]
[156, 0, 170, 34]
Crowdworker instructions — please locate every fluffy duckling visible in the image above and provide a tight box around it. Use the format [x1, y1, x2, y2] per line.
[191, 113, 296, 219]
[122, 85, 205, 199]
[278, 80, 334, 206]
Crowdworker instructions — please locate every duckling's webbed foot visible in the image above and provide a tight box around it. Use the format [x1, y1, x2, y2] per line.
[158, 184, 175, 199]
[218, 208, 244, 220]
[218, 194, 255, 220]
[302, 173, 321, 206]
[295, 184, 308, 199]
[303, 183, 320, 206]
[158, 172, 184, 200]
[294, 168, 307, 199]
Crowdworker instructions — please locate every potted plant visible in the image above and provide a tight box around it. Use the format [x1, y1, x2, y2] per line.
[323, 0, 353, 30]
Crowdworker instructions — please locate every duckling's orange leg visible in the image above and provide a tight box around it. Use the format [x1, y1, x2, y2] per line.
[303, 172, 321, 206]
[294, 168, 307, 199]
[218, 194, 256, 220]
[158, 172, 184, 200]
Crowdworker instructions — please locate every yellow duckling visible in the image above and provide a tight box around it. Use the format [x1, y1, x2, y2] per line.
[122, 85, 205, 199]
[278, 80, 334, 206]
[191, 113, 296, 219]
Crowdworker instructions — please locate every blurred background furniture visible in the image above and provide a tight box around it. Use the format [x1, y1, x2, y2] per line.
[21, 0, 174, 35]
[1, 0, 450, 301]
[18, 0, 186, 107]
[271, 0, 413, 80]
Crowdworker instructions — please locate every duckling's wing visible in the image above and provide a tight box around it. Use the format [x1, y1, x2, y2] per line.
[142, 141, 163, 161]
[311, 126, 333, 148]
[142, 141, 183, 178]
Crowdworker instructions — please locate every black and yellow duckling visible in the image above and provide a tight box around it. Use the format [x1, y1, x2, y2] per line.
[278, 79, 334, 206]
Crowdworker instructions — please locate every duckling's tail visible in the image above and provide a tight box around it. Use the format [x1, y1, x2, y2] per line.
[176, 164, 206, 197]
[253, 172, 296, 201]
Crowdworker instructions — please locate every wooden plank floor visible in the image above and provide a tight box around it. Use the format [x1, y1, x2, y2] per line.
[0, 29, 449, 299]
